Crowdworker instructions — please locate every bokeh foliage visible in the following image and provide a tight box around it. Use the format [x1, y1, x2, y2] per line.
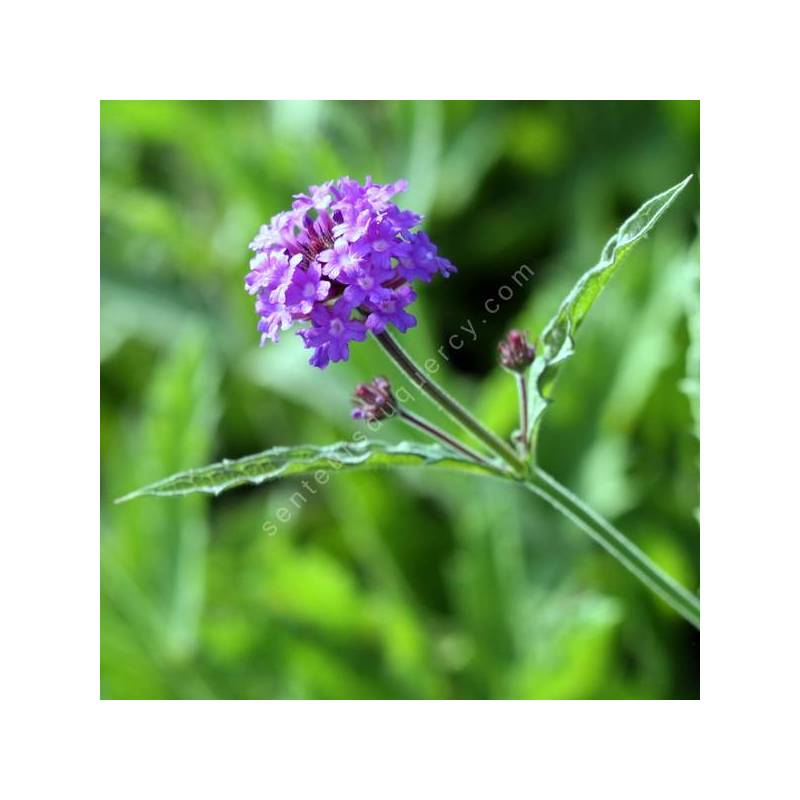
[101, 100, 700, 699]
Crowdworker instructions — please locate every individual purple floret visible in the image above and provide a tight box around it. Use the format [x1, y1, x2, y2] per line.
[363, 285, 417, 334]
[296, 300, 366, 369]
[284, 261, 330, 315]
[245, 176, 456, 367]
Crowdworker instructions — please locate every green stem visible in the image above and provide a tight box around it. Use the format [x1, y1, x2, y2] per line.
[372, 330, 527, 475]
[525, 467, 700, 629]
[371, 329, 698, 628]
[515, 373, 529, 456]
[398, 408, 491, 468]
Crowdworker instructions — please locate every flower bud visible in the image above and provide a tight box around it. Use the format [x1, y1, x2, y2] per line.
[351, 376, 397, 422]
[497, 329, 536, 373]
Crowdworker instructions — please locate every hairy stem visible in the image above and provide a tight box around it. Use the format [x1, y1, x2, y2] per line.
[515, 373, 529, 456]
[372, 330, 527, 475]
[371, 330, 698, 627]
[398, 408, 491, 467]
[525, 467, 700, 628]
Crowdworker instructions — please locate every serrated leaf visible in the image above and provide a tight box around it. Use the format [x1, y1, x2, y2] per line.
[116, 440, 505, 503]
[527, 175, 693, 447]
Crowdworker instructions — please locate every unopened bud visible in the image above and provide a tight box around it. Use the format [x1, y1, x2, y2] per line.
[351, 376, 397, 422]
[497, 330, 536, 373]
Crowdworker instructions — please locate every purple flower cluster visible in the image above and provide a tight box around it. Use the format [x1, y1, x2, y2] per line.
[246, 177, 455, 368]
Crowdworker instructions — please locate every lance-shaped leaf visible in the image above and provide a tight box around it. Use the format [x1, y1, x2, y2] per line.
[527, 175, 693, 447]
[116, 439, 506, 502]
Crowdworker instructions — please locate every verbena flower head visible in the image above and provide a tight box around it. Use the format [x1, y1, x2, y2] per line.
[246, 177, 455, 368]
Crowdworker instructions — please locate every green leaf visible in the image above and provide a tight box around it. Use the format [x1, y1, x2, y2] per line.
[527, 175, 693, 447]
[116, 440, 505, 502]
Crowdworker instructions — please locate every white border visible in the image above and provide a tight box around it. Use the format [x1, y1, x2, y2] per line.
[4, 1, 799, 796]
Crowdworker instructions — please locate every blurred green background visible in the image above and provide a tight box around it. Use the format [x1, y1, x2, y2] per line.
[101, 100, 699, 699]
